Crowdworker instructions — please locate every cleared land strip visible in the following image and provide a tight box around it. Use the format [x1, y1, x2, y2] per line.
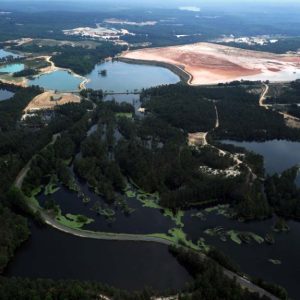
[42, 211, 173, 245]
[189, 100, 258, 181]
[121, 42, 300, 85]
[24, 91, 81, 113]
[259, 83, 300, 128]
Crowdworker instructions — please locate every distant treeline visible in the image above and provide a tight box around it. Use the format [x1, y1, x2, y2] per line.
[217, 37, 300, 54]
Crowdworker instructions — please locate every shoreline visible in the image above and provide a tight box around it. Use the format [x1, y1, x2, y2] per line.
[0, 55, 87, 91]
[118, 56, 192, 85]
[120, 55, 300, 86]
[34, 55, 87, 90]
[2, 44, 300, 91]
[0, 77, 28, 87]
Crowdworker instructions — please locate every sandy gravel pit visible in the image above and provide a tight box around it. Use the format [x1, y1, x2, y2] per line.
[122, 42, 300, 85]
[24, 91, 80, 112]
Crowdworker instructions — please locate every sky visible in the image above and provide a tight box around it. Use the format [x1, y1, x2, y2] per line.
[1, 0, 300, 12]
[3, 0, 300, 3]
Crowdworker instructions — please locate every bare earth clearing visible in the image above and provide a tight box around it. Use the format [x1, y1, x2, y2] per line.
[24, 91, 80, 112]
[122, 42, 300, 85]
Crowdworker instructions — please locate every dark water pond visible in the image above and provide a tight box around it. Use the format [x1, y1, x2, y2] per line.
[184, 210, 300, 299]
[0, 89, 14, 101]
[6, 223, 191, 292]
[0, 63, 24, 73]
[221, 139, 300, 175]
[38, 183, 175, 235]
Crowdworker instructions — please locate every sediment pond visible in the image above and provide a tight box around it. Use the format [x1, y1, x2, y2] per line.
[28, 70, 83, 92]
[0, 63, 24, 73]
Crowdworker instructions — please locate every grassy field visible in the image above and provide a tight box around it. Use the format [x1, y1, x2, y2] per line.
[56, 210, 94, 229]
[115, 112, 133, 119]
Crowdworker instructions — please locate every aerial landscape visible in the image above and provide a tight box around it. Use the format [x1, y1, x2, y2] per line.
[1, 0, 300, 299]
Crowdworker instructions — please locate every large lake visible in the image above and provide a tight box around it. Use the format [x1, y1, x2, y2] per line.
[28, 70, 83, 92]
[6, 223, 191, 292]
[0, 89, 14, 101]
[85, 61, 180, 93]
[27, 61, 179, 93]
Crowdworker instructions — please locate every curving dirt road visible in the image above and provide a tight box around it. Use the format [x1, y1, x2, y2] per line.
[259, 83, 300, 128]
[259, 83, 270, 109]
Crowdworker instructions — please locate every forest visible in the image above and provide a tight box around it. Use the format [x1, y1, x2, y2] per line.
[266, 80, 300, 105]
[21, 83, 293, 219]
[12, 68, 38, 78]
[143, 84, 300, 141]
[142, 85, 216, 132]
[141, 84, 300, 218]
[265, 167, 300, 219]
[169, 246, 277, 300]
[264, 80, 300, 120]
[11, 43, 126, 75]
[0, 205, 29, 273]
[0, 82, 94, 275]
[0, 90, 274, 299]
[0, 80, 296, 299]
[1, 6, 300, 49]
[219, 37, 300, 54]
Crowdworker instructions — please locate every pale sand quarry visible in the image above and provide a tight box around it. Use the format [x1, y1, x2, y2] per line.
[188, 132, 208, 147]
[122, 42, 300, 85]
[24, 91, 80, 113]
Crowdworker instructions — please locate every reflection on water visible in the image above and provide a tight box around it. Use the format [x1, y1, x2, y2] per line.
[104, 93, 142, 115]
[86, 61, 180, 93]
[38, 183, 174, 234]
[221, 139, 300, 174]
[184, 210, 300, 299]
[201, 139, 300, 298]
[6, 223, 191, 291]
